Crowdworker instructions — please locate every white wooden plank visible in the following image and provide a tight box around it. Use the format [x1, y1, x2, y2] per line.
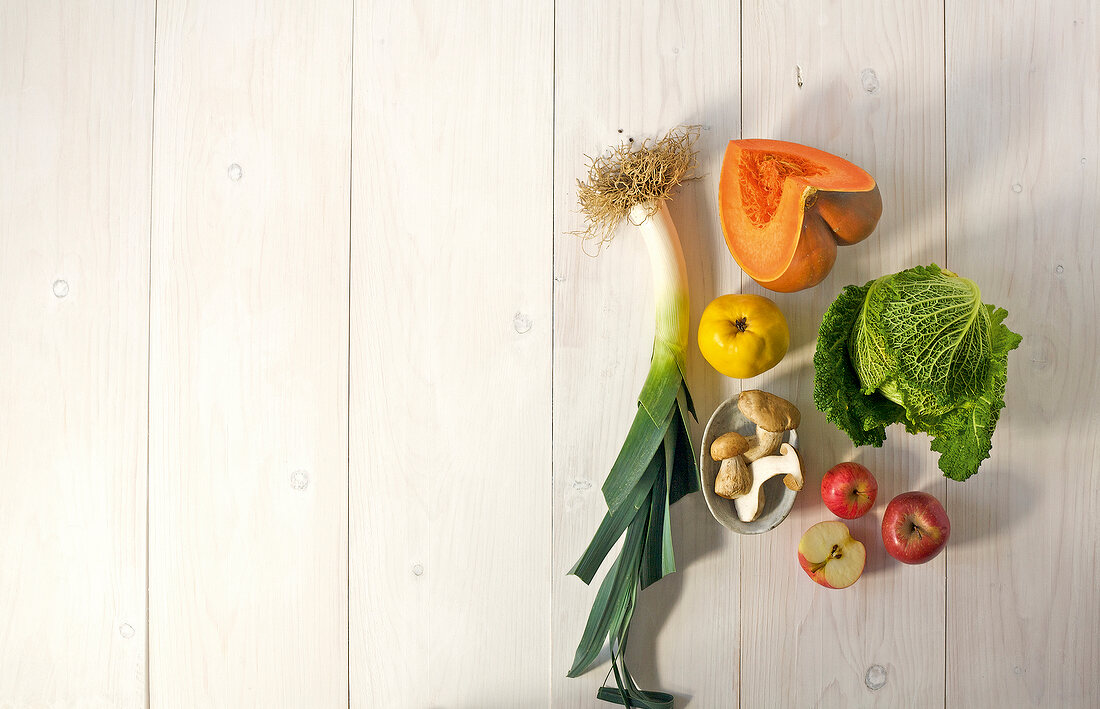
[0, 1, 151, 705]
[945, 2, 1099, 705]
[553, 2, 741, 705]
[739, 2, 947, 706]
[349, 1, 553, 705]
[347, 4, 428, 703]
[148, 1, 351, 706]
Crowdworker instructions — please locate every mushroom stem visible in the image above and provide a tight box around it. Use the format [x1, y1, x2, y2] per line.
[715, 456, 752, 499]
[733, 484, 767, 523]
[737, 390, 800, 463]
[744, 429, 783, 462]
[732, 444, 802, 522]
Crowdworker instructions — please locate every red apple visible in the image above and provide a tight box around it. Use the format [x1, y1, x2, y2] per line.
[797, 520, 866, 589]
[881, 491, 950, 564]
[821, 462, 878, 519]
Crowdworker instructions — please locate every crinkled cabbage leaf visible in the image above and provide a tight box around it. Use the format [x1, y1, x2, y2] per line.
[814, 264, 1022, 481]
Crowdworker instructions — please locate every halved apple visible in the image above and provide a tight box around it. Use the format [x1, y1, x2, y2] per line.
[797, 520, 866, 589]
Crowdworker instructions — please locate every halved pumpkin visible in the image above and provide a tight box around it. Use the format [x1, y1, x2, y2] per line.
[719, 139, 882, 292]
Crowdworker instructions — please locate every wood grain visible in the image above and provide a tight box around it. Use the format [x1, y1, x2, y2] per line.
[945, 2, 1100, 706]
[739, 2, 948, 707]
[3, 2, 1100, 706]
[348, 5, 429, 703]
[0, 1, 151, 706]
[349, 1, 553, 706]
[553, 2, 742, 705]
[148, 1, 351, 706]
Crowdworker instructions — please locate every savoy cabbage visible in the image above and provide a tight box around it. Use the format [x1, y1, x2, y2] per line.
[813, 264, 1022, 481]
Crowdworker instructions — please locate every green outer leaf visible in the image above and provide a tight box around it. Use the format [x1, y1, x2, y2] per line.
[599, 656, 674, 709]
[674, 355, 697, 420]
[638, 465, 665, 590]
[639, 431, 676, 589]
[604, 571, 639, 681]
[879, 264, 992, 409]
[928, 399, 996, 481]
[605, 625, 634, 707]
[607, 556, 639, 686]
[852, 271, 956, 421]
[606, 553, 648, 707]
[928, 305, 1022, 480]
[659, 431, 675, 573]
[567, 503, 648, 678]
[601, 403, 676, 515]
[596, 682, 675, 709]
[813, 283, 906, 447]
[570, 453, 663, 584]
[669, 386, 700, 504]
[637, 344, 682, 426]
[567, 555, 621, 678]
[572, 346, 701, 701]
[849, 275, 894, 394]
[816, 267, 1022, 482]
[599, 606, 675, 709]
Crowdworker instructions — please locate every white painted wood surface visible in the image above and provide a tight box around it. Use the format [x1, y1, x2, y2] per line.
[148, 1, 351, 706]
[0, 2, 152, 706]
[945, 2, 1099, 706]
[1, 1, 1097, 707]
[349, 2, 552, 706]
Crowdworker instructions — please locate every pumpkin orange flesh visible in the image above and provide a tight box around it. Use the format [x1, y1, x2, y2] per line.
[719, 139, 882, 292]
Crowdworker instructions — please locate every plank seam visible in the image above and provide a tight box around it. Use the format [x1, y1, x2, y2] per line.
[942, 2, 949, 706]
[549, 0, 557, 705]
[737, 1, 744, 707]
[943, 0, 949, 272]
[145, 1, 160, 706]
[347, 0, 356, 706]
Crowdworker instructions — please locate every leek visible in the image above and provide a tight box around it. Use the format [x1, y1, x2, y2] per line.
[567, 127, 701, 709]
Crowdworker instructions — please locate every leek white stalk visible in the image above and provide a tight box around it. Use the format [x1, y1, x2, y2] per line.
[632, 201, 689, 356]
[567, 128, 701, 709]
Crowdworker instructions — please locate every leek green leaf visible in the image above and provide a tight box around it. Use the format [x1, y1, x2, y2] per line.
[637, 345, 682, 426]
[568, 506, 647, 677]
[675, 358, 696, 419]
[570, 453, 662, 584]
[601, 404, 675, 515]
[669, 386, 700, 504]
[639, 436, 674, 589]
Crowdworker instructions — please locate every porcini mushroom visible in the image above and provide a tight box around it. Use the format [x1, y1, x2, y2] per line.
[738, 390, 800, 462]
[711, 431, 752, 499]
[732, 443, 803, 522]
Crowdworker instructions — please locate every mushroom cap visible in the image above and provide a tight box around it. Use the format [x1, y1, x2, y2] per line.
[738, 390, 801, 432]
[710, 431, 751, 461]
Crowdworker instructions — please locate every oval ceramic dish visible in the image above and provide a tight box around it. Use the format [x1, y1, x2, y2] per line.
[699, 395, 800, 534]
